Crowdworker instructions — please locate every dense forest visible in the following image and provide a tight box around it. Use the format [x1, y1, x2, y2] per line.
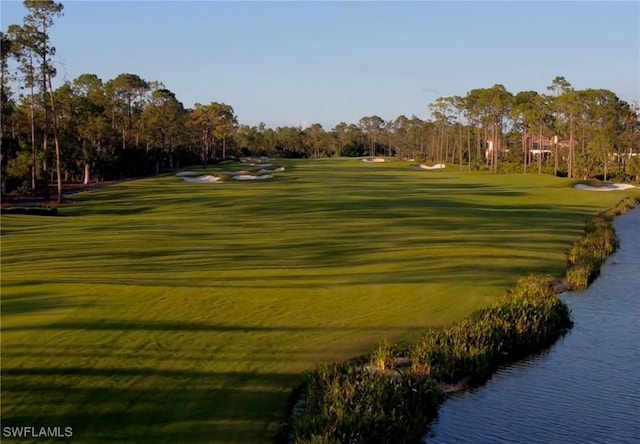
[1, 1, 639, 201]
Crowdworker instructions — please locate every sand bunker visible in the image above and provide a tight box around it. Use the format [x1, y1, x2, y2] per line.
[231, 174, 272, 181]
[573, 183, 636, 191]
[361, 158, 386, 163]
[239, 157, 272, 167]
[411, 163, 446, 170]
[176, 167, 280, 183]
[257, 167, 285, 174]
[240, 162, 274, 167]
[219, 170, 250, 176]
[179, 175, 222, 184]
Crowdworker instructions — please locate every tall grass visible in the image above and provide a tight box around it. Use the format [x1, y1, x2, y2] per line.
[291, 275, 572, 443]
[565, 196, 639, 290]
[293, 364, 441, 444]
[410, 275, 572, 382]
[370, 339, 396, 371]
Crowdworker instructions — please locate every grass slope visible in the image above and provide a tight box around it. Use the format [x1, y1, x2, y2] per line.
[1, 158, 637, 443]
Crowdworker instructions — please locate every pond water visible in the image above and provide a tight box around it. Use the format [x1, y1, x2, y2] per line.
[424, 207, 640, 444]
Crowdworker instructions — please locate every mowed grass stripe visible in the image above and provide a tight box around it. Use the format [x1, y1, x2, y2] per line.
[1, 158, 637, 443]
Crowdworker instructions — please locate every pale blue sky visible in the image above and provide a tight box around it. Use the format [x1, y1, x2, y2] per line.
[1, 1, 639, 129]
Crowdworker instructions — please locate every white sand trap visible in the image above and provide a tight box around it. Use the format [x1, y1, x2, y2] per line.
[176, 171, 200, 177]
[220, 170, 250, 175]
[411, 163, 445, 170]
[231, 174, 272, 181]
[361, 158, 386, 163]
[257, 167, 285, 174]
[239, 157, 272, 166]
[179, 175, 222, 183]
[573, 183, 636, 191]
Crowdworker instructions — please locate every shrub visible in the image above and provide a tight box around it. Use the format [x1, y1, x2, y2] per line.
[370, 339, 395, 371]
[564, 196, 637, 290]
[294, 364, 442, 444]
[410, 275, 572, 383]
[566, 266, 590, 291]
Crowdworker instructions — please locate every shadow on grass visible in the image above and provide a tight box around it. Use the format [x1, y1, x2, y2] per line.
[0, 257, 554, 289]
[9, 197, 593, 291]
[1, 369, 295, 444]
[1, 319, 428, 334]
[0, 293, 78, 316]
[0, 319, 420, 443]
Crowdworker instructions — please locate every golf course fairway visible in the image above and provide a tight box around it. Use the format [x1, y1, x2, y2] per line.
[2, 158, 637, 443]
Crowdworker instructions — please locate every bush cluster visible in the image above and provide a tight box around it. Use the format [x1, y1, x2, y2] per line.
[292, 276, 571, 443]
[565, 196, 638, 290]
[410, 275, 571, 382]
[294, 364, 441, 444]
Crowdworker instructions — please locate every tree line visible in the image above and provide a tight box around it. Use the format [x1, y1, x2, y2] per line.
[2, 1, 639, 201]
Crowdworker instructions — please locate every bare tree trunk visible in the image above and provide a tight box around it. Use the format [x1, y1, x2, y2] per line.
[429, 128, 436, 161]
[83, 163, 90, 185]
[475, 125, 480, 163]
[458, 121, 463, 171]
[47, 73, 62, 203]
[496, 129, 499, 172]
[538, 124, 542, 174]
[202, 130, 209, 168]
[553, 137, 559, 177]
[500, 124, 504, 172]
[483, 126, 489, 168]
[568, 115, 574, 178]
[29, 84, 36, 192]
[42, 103, 50, 200]
[523, 124, 527, 174]
[529, 131, 534, 172]
[438, 122, 444, 165]
[467, 124, 471, 171]
[444, 125, 449, 163]
[603, 142, 608, 182]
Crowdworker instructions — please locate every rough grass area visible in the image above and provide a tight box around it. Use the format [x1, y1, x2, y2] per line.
[292, 275, 572, 444]
[565, 195, 639, 289]
[2, 158, 638, 443]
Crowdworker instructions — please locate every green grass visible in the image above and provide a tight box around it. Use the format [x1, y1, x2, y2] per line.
[1, 158, 638, 443]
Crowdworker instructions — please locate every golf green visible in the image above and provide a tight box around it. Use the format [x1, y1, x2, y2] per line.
[1, 158, 637, 443]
